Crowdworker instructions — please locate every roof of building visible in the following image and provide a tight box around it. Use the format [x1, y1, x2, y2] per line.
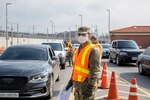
[110, 26, 150, 33]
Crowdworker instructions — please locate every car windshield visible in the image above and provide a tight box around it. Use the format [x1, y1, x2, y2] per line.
[117, 41, 139, 49]
[43, 43, 63, 51]
[102, 44, 110, 49]
[0, 46, 48, 60]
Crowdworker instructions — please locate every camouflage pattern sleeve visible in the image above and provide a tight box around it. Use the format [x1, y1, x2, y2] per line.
[88, 47, 101, 86]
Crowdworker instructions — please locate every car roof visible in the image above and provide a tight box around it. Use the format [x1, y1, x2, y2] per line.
[112, 40, 134, 42]
[42, 41, 63, 44]
[102, 44, 110, 45]
[9, 44, 50, 49]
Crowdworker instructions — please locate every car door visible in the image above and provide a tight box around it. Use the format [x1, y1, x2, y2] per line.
[143, 47, 150, 72]
[48, 47, 58, 81]
[111, 41, 117, 60]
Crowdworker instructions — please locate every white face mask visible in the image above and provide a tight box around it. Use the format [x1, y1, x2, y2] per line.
[78, 36, 88, 44]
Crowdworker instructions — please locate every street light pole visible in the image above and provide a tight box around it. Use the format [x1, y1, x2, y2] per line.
[107, 9, 110, 42]
[6, 3, 12, 48]
[79, 15, 82, 26]
[50, 20, 53, 40]
[47, 28, 49, 41]
[17, 23, 19, 44]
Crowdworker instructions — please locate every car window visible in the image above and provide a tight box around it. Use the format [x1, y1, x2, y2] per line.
[43, 43, 63, 51]
[102, 45, 110, 49]
[117, 41, 139, 49]
[112, 42, 116, 48]
[0, 47, 48, 60]
[144, 48, 150, 56]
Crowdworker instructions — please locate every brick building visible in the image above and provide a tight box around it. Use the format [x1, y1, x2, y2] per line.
[110, 26, 150, 48]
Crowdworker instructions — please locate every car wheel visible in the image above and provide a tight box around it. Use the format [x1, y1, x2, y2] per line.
[61, 63, 66, 69]
[109, 54, 113, 63]
[138, 63, 145, 75]
[116, 56, 121, 66]
[56, 75, 60, 82]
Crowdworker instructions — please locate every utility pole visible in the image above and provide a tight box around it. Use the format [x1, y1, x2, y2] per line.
[17, 24, 19, 44]
[11, 23, 13, 45]
[79, 15, 82, 26]
[32, 25, 35, 35]
[47, 28, 49, 41]
[107, 9, 110, 42]
[50, 20, 53, 40]
[6, 3, 12, 48]
[75, 25, 78, 38]
[69, 26, 71, 42]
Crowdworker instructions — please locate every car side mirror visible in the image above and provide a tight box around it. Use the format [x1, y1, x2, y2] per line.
[52, 56, 59, 60]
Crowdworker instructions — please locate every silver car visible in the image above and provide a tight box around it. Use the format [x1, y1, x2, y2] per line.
[42, 41, 66, 69]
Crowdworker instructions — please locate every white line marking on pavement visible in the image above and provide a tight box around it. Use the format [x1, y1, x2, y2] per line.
[107, 70, 150, 96]
[118, 83, 130, 87]
[117, 74, 150, 96]
[119, 90, 150, 97]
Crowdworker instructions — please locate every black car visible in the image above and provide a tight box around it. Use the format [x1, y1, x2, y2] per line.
[137, 46, 150, 75]
[109, 40, 143, 65]
[0, 44, 60, 99]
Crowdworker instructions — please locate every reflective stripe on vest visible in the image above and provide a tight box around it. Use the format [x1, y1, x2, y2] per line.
[72, 44, 95, 82]
[74, 65, 89, 74]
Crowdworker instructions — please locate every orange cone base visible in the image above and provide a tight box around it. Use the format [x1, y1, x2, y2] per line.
[128, 96, 139, 100]
[99, 86, 109, 89]
[104, 96, 123, 100]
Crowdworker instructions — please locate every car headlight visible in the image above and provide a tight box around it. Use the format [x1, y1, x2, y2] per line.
[30, 71, 49, 82]
[120, 52, 127, 55]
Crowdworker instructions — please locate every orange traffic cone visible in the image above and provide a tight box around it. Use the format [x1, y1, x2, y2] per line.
[100, 62, 109, 89]
[105, 71, 122, 100]
[128, 78, 139, 100]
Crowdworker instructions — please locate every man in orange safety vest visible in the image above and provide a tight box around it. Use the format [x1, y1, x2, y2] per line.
[66, 26, 101, 100]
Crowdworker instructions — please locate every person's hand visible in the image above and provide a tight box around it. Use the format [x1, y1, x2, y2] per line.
[82, 84, 94, 97]
[65, 79, 73, 91]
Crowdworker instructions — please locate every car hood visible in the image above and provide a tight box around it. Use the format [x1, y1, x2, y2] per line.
[0, 60, 49, 77]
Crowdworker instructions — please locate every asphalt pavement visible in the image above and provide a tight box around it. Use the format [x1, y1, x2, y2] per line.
[51, 59, 150, 100]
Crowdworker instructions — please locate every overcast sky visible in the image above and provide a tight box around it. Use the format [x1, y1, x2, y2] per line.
[0, 0, 150, 34]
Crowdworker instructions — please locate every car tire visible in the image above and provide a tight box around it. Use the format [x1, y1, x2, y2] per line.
[116, 55, 121, 66]
[56, 75, 60, 82]
[109, 54, 113, 63]
[61, 63, 66, 69]
[138, 63, 145, 75]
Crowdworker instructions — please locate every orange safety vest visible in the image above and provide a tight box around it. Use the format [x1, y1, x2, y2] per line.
[0, 46, 4, 54]
[72, 44, 95, 82]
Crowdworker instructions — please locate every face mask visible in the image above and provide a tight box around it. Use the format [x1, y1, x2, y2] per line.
[78, 36, 88, 44]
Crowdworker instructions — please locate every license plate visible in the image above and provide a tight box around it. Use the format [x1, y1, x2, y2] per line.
[0, 93, 19, 98]
[132, 57, 137, 60]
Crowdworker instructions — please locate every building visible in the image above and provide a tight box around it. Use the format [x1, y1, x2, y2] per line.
[110, 26, 150, 48]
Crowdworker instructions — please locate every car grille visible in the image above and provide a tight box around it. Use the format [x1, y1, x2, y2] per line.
[127, 52, 141, 57]
[0, 77, 27, 91]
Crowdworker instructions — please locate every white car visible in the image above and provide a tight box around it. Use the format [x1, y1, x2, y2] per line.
[73, 43, 80, 50]
[42, 41, 66, 69]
